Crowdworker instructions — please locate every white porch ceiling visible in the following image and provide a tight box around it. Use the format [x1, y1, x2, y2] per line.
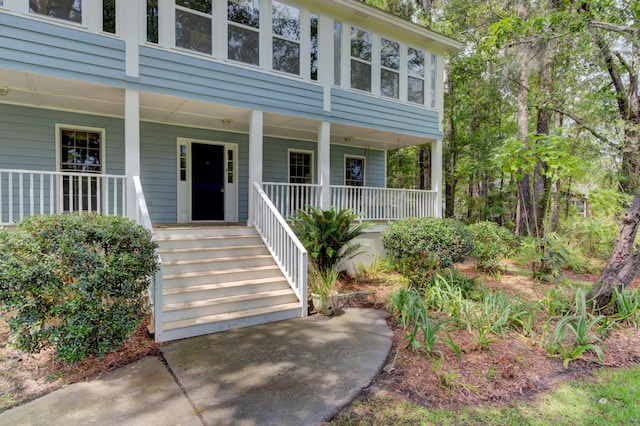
[0, 70, 433, 151]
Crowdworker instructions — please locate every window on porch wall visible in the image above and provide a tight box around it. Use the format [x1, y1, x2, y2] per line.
[175, 0, 213, 54]
[288, 151, 313, 215]
[30, 0, 82, 23]
[59, 128, 103, 212]
[272, 1, 301, 75]
[228, 0, 260, 65]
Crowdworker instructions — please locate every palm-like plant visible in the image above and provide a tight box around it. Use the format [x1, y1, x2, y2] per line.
[289, 206, 371, 274]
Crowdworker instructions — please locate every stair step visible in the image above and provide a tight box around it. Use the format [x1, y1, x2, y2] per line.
[159, 244, 268, 261]
[162, 255, 275, 274]
[162, 264, 283, 288]
[162, 302, 301, 332]
[164, 288, 296, 313]
[155, 226, 258, 240]
[157, 234, 264, 250]
[163, 276, 289, 303]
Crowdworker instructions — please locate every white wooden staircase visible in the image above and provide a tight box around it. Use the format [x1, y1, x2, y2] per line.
[153, 226, 302, 342]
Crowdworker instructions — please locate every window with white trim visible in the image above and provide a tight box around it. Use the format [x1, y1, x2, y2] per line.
[30, 0, 82, 23]
[58, 126, 104, 212]
[289, 151, 313, 184]
[175, 0, 213, 54]
[228, 0, 260, 65]
[380, 38, 400, 99]
[407, 47, 425, 105]
[147, 0, 159, 43]
[310, 13, 319, 81]
[103, 0, 116, 34]
[345, 156, 365, 187]
[430, 53, 437, 108]
[350, 27, 372, 92]
[272, 1, 301, 75]
[333, 21, 342, 86]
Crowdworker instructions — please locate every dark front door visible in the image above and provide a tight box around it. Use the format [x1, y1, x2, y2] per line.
[192, 143, 224, 220]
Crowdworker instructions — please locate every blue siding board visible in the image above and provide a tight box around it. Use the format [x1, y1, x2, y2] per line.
[139, 47, 324, 118]
[0, 12, 126, 84]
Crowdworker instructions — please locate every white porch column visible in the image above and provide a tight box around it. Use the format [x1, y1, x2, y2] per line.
[317, 121, 331, 209]
[431, 139, 443, 218]
[248, 110, 264, 224]
[125, 89, 141, 220]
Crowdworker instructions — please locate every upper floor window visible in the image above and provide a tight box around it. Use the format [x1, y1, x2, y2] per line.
[310, 13, 318, 81]
[272, 1, 300, 75]
[333, 22, 342, 86]
[228, 0, 260, 66]
[147, 0, 159, 43]
[407, 47, 425, 105]
[175, 0, 213, 54]
[430, 53, 437, 108]
[103, 0, 116, 34]
[350, 27, 372, 92]
[30, 0, 82, 23]
[381, 38, 400, 99]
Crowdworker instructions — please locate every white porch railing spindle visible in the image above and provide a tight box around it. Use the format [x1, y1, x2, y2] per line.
[0, 169, 126, 225]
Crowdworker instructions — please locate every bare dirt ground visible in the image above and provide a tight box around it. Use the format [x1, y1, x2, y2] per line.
[1, 262, 639, 415]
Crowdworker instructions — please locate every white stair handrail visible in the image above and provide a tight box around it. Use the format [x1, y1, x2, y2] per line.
[133, 176, 164, 341]
[251, 182, 308, 315]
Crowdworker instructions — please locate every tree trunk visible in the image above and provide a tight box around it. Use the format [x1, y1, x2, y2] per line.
[515, 37, 530, 236]
[587, 189, 640, 309]
[444, 77, 456, 219]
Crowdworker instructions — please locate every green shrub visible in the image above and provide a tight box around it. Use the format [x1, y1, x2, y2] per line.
[468, 221, 519, 271]
[289, 206, 371, 274]
[381, 217, 473, 275]
[0, 214, 159, 363]
[561, 217, 619, 260]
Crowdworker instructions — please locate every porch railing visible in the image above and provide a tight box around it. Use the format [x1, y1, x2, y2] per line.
[331, 185, 437, 220]
[251, 182, 308, 313]
[133, 176, 164, 342]
[261, 182, 438, 221]
[0, 168, 126, 225]
[262, 182, 321, 218]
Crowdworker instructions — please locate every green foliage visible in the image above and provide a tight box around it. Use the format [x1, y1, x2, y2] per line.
[289, 207, 371, 274]
[561, 217, 619, 260]
[547, 288, 609, 367]
[611, 288, 640, 328]
[308, 267, 339, 297]
[0, 214, 159, 363]
[468, 221, 519, 271]
[381, 218, 473, 284]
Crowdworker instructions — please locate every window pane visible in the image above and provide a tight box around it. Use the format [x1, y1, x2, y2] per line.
[310, 14, 318, 81]
[350, 28, 371, 61]
[147, 0, 159, 43]
[273, 1, 300, 40]
[228, 25, 259, 65]
[408, 47, 424, 77]
[381, 39, 399, 70]
[289, 152, 311, 184]
[177, 0, 212, 14]
[408, 76, 424, 104]
[30, 0, 82, 23]
[381, 70, 399, 99]
[228, 0, 259, 28]
[176, 10, 212, 54]
[273, 38, 300, 74]
[431, 54, 437, 107]
[351, 60, 371, 92]
[345, 157, 364, 187]
[103, 0, 116, 34]
[334, 22, 342, 86]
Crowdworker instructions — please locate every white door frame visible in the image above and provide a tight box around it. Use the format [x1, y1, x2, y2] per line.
[176, 138, 238, 223]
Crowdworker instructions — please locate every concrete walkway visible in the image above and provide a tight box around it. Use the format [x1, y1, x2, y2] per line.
[0, 308, 393, 426]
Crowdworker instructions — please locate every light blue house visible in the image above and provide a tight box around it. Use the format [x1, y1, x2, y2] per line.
[0, 0, 460, 341]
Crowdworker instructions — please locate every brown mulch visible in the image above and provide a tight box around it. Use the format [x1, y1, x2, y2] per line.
[334, 262, 640, 414]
